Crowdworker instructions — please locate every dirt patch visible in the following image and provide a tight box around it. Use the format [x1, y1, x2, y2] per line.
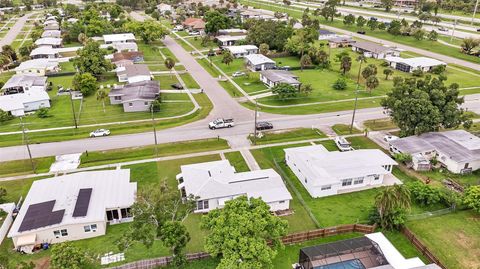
[454, 231, 480, 268]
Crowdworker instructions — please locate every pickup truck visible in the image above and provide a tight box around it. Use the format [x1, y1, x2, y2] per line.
[335, 136, 354, 152]
[208, 118, 234, 129]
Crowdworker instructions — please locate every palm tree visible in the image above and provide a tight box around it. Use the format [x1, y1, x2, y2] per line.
[375, 184, 411, 229]
[164, 57, 176, 78]
[300, 54, 312, 72]
[383, 68, 393, 80]
[96, 89, 108, 113]
[365, 76, 379, 93]
[340, 56, 352, 75]
[355, 55, 367, 84]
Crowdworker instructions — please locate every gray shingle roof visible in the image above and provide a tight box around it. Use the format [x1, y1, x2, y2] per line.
[108, 80, 160, 102]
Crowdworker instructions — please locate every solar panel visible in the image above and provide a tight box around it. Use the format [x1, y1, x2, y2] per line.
[72, 188, 92, 217]
[18, 200, 65, 232]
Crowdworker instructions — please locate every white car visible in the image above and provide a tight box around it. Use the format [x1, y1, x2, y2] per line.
[232, 71, 246, 77]
[335, 136, 354, 152]
[383, 135, 399, 142]
[188, 31, 200, 36]
[90, 129, 111, 137]
[173, 25, 184, 31]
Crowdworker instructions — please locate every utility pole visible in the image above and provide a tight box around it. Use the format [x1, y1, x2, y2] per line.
[69, 91, 78, 129]
[473, 0, 480, 25]
[253, 100, 258, 145]
[349, 85, 359, 134]
[450, 18, 457, 43]
[151, 106, 159, 157]
[20, 117, 35, 173]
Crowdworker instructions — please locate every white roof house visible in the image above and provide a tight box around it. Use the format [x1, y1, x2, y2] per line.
[34, 37, 62, 48]
[385, 56, 446, 73]
[15, 59, 59, 76]
[100, 42, 138, 52]
[177, 160, 292, 213]
[157, 3, 173, 13]
[224, 45, 258, 58]
[116, 64, 151, 83]
[30, 46, 59, 59]
[8, 170, 137, 253]
[0, 90, 50, 116]
[41, 30, 61, 38]
[103, 33, 136, 44]
[285, 145, 398, 198]
[215, 35, 247, 46]
[389, 130, 480, 174]
[2, 74, 47, 94]
[244, 54, 276, 71]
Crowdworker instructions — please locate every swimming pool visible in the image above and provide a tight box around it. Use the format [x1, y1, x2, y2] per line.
[314, 259, 366, 269]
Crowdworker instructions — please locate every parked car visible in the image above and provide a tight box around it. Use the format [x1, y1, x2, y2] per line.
[90, 129, 111, 137]
[189, 31, 200, 36]
[173, 25, 184, 31]
[232, 71, 246, 77]
[370, 17, 378, 21]
[208, 118, 234, 129]
[278, 66, 291, 71]
[335, 136, 354, 152]
[477, 28, 480, 32]
[256, 121, 273, 131]
[171, 83, 184, 89]
[207, 51, 216, 56]
[383, 135, 399, 142]
[357, 31, 366, 35]
[438, 26, 448, 32]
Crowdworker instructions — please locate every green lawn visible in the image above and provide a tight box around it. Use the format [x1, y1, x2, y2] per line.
[364, 118, 398, 131]
[407, 210, 480, 269]
[79, 138, 229, 167]
[0, 156, 55, 177]
[332, 124, 362, 135]
[224, 151, 250, 172]
[250, 128, 326, 145]
[180, 73, 200, 89]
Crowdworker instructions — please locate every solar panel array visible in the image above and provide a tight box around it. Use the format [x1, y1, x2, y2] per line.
[72, 188, 92, 217]
[18, 200, 65, 232]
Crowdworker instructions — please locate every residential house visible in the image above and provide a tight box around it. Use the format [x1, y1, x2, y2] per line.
[14, 59, 60, 76]
[157, 3, 173, 14]
[182, 18, 205, 32]
[239, 9, 276, 22]
[7, 170, 137, 253]
[385, 56, 446, 73]
[217, 29, 247, 35]
[215, 35, 247, 47]
[360, 0, 418, 8]
[30, 46, 59, 59]
[116, 64, 151, 83]
[0, 90, 50, 116]
[43, 18, 58, 26]
[41, 30, 61, 38]
[177, 160, 292, 213]
[260, 70, 301, 89]
[299, 232, 439, 269]
[352, 41, 400, 59]
[108, 80, 160, 112]
[328, 37, 356, 48]
[284, 145, 398, 198]
[44, 22, 60, 31]
[101, 42, 138, 52]
[244, 54, 276, 71]
[224, 45, 258, 58]
[103, 33, 136, 44]
[389, 130, 480, 174]
[2, 75, 47, 95]
[318, 29, 338, 40]
[34, 37, 62, 48]
[112, 51, 144, 63]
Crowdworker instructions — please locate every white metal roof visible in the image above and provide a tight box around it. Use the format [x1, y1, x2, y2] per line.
[180, 160, 292, 203]
[245, 54, 275, 66]
[224, 45, 258, 54]
[284, 145, 397, 186]
[41, 30, 61, 38]
[215, 35, 246, 43]
[34, 37, 62, 46]
[30, 46, 57, 56]
[8, 170, 137, 238]
[385, 56, 446, 68]
[366, 233, 426, 269]
[100, 42, 138, 52]
[2, 74, 47, 89]
[15, 59, 58, 71]
[103, 33, 136, 43]
[0, 90, 50, 112]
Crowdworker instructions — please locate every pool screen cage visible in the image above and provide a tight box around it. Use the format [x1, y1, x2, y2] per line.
[298, 236, 389, 269]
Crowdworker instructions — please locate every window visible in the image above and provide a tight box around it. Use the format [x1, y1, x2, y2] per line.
[321, 185, 331, 191]
[114, 96, 121, 100]
[144, 102, 149, 106]
[197, 200, 204, 210]
[279, 200, 285, 204]
[61, 229, 68, 236]
[304, 178, 307, 184]
[203, 200, 209, 209]
[53, 230, 60, 238]
[84, 224, 97, 233]
[342, 179, 352, 186]
[354, 178, 364, 185]
[128, 102, 133, 107]
[374, 175, 380, 180]
[121, 208, 132, 218]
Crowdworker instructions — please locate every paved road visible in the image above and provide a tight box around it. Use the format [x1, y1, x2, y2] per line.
[252, 0, 480, 70]
[2, 12, 479, 162]
[0, 13, 35, 50]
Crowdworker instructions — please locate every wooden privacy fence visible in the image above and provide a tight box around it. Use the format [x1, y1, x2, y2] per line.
[109, 224, 375, 269]
[402, 228, 447, 269]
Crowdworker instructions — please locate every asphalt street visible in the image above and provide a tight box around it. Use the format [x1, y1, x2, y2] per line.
[0, 13, 35, 50]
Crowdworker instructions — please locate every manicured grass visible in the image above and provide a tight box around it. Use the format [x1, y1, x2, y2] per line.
[0, 156, 55, 177]
[364, 118, 397, 131]
[224, 151, 250, 172]
[154, 74, 181, 89]
[250, 128, 326, 145]
[180, 73, 200, 89]
[185, 36, 219, 51]
[79, 138, 229, 167]
[0, 93, 213, 147]
[332, 124, 362, 135]
[407, 210, 480, 269]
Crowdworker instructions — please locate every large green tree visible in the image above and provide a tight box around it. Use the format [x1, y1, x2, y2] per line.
[381, 0, 395, 11]
[205, 10, 231, 36]
[464, 186, 480, 213]
[72, 73, 98, 96]
[382, 76, 472, 136]
[50, 243, 92, 269]
[124, 20, 168, 44]
[201, 197, 288, 269]
[321, 0, 339, 22]
[272, 83, 298, 100]
[246, 20, 293, 51]
[73, 40, 114, 76]
[374, 185, 411, 230]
